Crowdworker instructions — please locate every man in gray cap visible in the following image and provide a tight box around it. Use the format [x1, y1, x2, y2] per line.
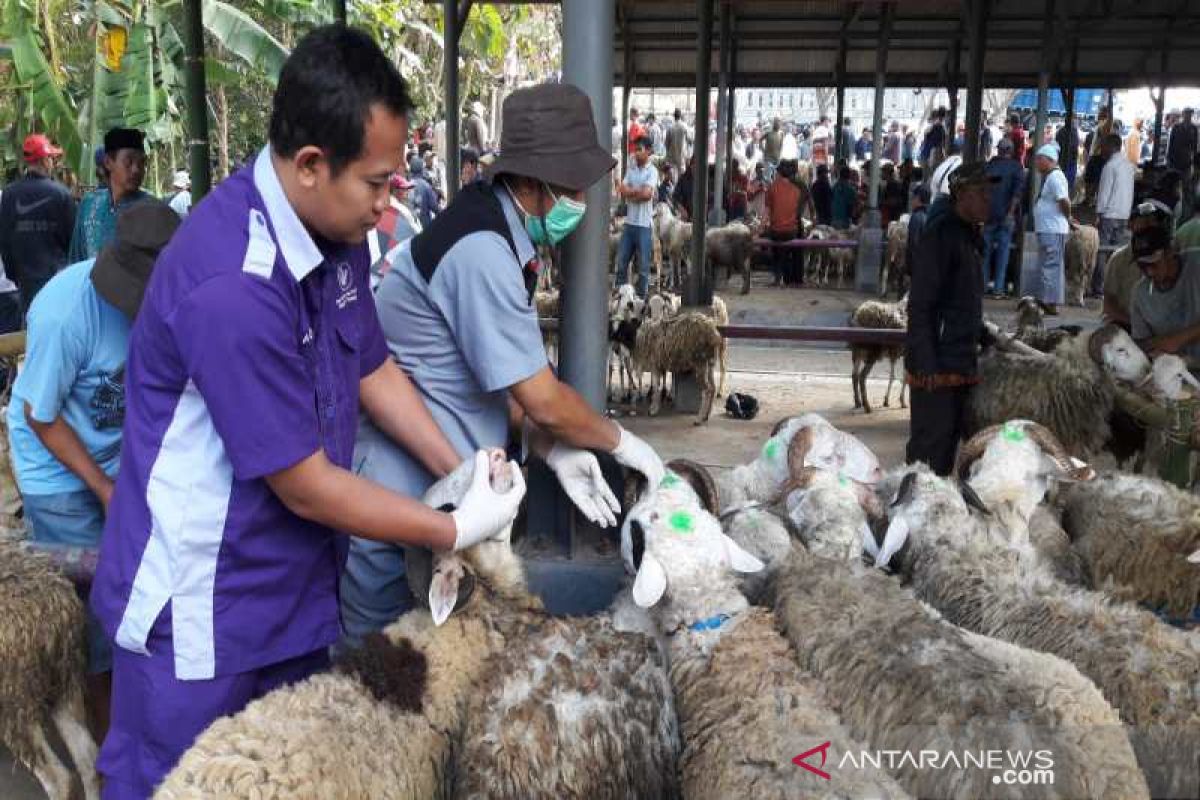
[341, 82, 667, 640]
[7, 200, 180, 732]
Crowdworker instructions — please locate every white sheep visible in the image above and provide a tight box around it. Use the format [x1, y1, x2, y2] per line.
[880, 215, 908, 299]
[1058, 471, 1200, 620]
[1064, 224, 1100, 307]
[880, 431, 1200, 799]
[848, 297, 907, 414]
[0, 543, 98, 800]
[705, 222, 756, 295]
[967, 323, 1151, 460]
[654, 203, 692, 290]
[623, 470, 911, 799]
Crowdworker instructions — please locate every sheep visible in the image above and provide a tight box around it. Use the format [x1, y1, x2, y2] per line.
[880, 431, 1200, 798]
[966, 323, 1151, 460]
[1064, 223, 1100, 307]
[633, 311, 724, 423]
[848, 297, 907, 414]
[705, 222, 755, 295]
[607, 284, 643, 402]
[623, 468, 911, 800]
[654, 203, 692, 289]
[700, 447, 1146, 800]
[1058, 471, 1200, 619]
[534, 288, 560, 365]
[880, 215, 908, 299]
[0, 542, 97, 800]
[716, 413, 883, 512]
[1012, 296, 1082, 353]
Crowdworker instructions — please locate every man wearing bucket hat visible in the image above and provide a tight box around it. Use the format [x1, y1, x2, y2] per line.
[0, 133, 76, 315]
[341, 82, 667, 644]
[7, 201, 180, 736]
[1129, 207, 1200, 362]
[1031, 142, 1078, 315]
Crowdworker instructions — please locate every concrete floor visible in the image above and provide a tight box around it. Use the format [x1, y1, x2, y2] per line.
[0, 278, 1106, 798]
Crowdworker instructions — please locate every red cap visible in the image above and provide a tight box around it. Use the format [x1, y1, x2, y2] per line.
[389, 173, 414, 190]
[23, 134, 63, 163]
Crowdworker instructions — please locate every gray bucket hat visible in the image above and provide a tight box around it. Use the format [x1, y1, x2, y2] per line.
[484, 83, 616, 192]
[92, 201, 180, 319]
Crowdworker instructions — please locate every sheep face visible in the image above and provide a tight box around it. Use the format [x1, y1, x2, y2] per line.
[784, 469, 877, 562]
[1094, 326, 1151, 384]
[775, 414, 883, 485]
[876, 466, 974, 568]
[423, 448, 516, 626]
[1146, 353, 1200, 401]
[625, 477, 763, 609]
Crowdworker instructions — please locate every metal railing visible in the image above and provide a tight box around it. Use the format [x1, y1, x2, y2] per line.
[541, 318, 904, 345]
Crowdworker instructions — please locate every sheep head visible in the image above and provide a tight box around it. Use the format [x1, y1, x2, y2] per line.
[421, 448, 525, 626]
[623, 467, 763, 612]
[771, 414, 883, 489]
[1014, 296, 1044, 333]
[783, 468, 879, 563]
[1144, 353, 1200, 401]
[1088, 324, 1150, 384]
[875, 465, 975, 569]
[955, 420, 1094, 552]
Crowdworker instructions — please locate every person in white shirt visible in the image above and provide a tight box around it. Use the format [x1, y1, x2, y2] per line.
[1093, 132, 1136, 295]
[167, 170, 191, 217]
[1032, 143, 1078, 314]
[614, 136, 659, 297]
[780, 123, 799, 162]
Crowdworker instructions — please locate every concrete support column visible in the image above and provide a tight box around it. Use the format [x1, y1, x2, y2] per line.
[559, 0, 614, 410]
[687, 0, 714, 307]
[962, 0, 990, 165]
[443, 0, 461, 202]
[855, 1, 893, 294]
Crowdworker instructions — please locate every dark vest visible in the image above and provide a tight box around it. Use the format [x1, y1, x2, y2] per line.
[409, 182, 538, 300]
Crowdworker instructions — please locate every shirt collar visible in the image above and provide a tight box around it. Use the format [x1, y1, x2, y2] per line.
[495, 183, 537, 266]
[253, 147, 324, 281]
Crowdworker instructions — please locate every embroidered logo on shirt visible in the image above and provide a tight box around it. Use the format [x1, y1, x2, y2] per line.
[301, 328, 314, 345]
[335, 261, 358, 309]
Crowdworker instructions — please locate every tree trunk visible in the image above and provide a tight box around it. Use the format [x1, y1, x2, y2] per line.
[215, 83, 230, 178]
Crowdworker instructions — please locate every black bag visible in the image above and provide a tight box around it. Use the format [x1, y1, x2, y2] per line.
[725, 392, 759, 420]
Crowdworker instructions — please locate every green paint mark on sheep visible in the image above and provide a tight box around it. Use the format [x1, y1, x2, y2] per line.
[1002, 422, 1026, 442]
[838, 473, 849, 487]
[763, 438, 781, 461]
[660, 473, 682, 489]
[668, 511, 695, 534]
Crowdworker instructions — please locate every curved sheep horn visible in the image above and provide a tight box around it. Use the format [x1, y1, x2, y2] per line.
[1023, 422, 1096, 481]
[955, 424, 1005, 480]
[770, 415, 801, 438]
[891, 472, 919, 508]
[1086, 324, 1122, 368]
[665, 458, 720, 515]
[959, 482, 992, 516]
[786, 425, 817, 476]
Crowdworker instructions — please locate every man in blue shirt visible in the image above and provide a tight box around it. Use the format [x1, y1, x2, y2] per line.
[831, 166, 858, 229]
[69, 128, 153, 263]
[615, 136, 659, 296]
[8, 201, 180, 737]
[982, 137, 1025, 296]
[341, 83, 666, 645]
[89, 27, 525, 797]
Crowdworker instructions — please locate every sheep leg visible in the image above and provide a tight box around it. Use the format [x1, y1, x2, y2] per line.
[859, 350, 879, 413]
[717, 339, 728, 397]
[26, 722, 73, 800]
[740, 255, 751, 295]
[851, 350, 863, 409]
[696, 364, 716, 425]
[53, 693, 99, 800]
[649, 370, 661, 416]
[882, 356, 896, 408]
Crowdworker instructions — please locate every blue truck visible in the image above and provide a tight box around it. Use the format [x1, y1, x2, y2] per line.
[1010, 88, 1108, 118]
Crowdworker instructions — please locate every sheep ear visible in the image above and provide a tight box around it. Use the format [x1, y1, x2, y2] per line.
[632, 553, 668, 608]
[875, 515, 910, 569]
[959, 482, 992, 516]
[861, 521, 880, 560]
[429, 570, 460, 627]
[720, 532, 765, 573]
[1188, 548, 1200, 565]
[1184, 372, 1200, 393]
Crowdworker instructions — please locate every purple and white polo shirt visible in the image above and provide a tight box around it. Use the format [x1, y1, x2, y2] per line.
[91, 148, 389, 680]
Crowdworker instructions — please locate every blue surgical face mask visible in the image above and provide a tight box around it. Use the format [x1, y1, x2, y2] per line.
[516, 183, 587, 246]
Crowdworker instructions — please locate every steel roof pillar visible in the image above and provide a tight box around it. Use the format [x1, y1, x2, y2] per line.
[963, 0, 991, 164]
[711, 0, 731, 226]
[687, 0, 713, 307]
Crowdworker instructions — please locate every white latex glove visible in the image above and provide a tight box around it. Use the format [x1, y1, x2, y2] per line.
[611, 425, 666, 489]
[450, 451, 527, 551]
[545, 443, 620, 528]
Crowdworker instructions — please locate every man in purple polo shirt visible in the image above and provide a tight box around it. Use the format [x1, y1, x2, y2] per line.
[89, 26, 525, 798]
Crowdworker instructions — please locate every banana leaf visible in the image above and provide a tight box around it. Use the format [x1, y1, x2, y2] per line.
[201, 0, 288, 82]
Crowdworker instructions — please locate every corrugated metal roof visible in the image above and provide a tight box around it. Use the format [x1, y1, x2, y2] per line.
[612, 0, 1200, 88]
